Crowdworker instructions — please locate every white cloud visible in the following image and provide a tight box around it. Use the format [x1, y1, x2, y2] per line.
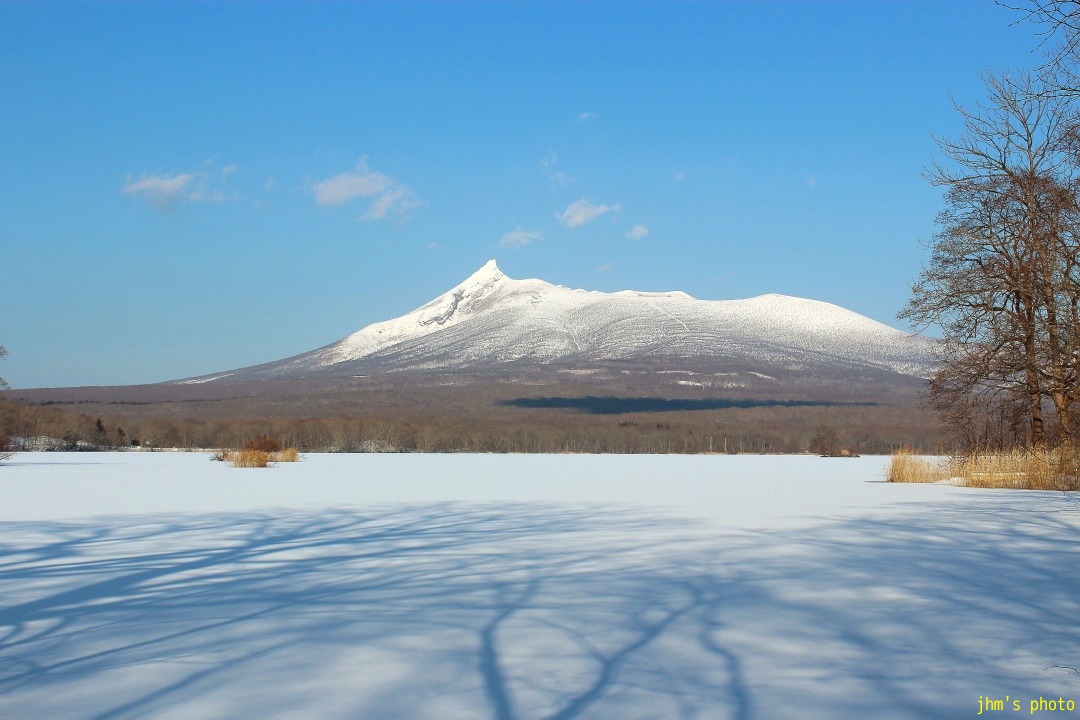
[672, 171, 686, 182]
[425, 242, 439, 249]
[626, 225, 649, 241]
[122, 173, 196, 207]
[539, 155, 575, 188]
[499, 228, 542, 248]
[549, 170, 576, 188]
[364, 185, 421, 220]
[596, 262, 612, 273]
[312, 165, 392, 206]
[312, 158, 420, 221]
[806, 175, 819, 189]
[556, 199, 620, 228]
[188, 189, 225, 204]
[122, 164, 235, 209]
[578, 112, 599, 122]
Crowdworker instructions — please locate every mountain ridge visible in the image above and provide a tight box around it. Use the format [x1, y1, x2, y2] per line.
[178, 260, 935, 389]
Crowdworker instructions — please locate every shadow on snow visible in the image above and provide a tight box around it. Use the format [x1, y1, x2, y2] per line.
[0, 497, 1077, 719]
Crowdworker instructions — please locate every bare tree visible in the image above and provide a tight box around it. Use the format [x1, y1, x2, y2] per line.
[1011, 1, 1080, 72]
[902, 71, 1080, 447]
[0, 346, 10, 460]
[810, 426, 842, 456]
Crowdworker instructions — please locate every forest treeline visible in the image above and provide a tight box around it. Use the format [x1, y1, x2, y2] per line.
[0, 397, 937, 456]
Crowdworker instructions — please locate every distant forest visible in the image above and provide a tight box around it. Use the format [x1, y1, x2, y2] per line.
[0, 395, 941, 456]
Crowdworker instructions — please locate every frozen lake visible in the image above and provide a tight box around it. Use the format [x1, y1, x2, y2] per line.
[1, 452, 1078, 719]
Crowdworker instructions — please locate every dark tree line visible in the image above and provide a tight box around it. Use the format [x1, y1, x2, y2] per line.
[0, 397, 933, 456]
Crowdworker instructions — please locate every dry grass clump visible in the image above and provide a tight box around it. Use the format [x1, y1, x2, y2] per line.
[230, 449, 272, 468]
[887, 447, 949, 483]
[888, 445, 1080, 490]
[271, 448, 300, 462]
[952, 446, 1079, 491]
[210, 445, 298, 467]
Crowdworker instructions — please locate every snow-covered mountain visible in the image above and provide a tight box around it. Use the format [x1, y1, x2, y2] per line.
[185, 260, 935, 386]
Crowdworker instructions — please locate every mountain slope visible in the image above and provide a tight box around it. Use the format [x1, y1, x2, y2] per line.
[184, 260, 935, 386]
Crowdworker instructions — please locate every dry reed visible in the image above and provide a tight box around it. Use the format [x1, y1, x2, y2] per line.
[951, 447, 1079, 491]
[230, 449, 272, 468]
[889, 445, 1080, 490]
[214, 446, 297, 467]
[271, 448, 300, 462]
[887, 447, 949, 484]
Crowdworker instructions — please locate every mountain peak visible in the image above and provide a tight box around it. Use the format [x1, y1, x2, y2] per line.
[463, 259, 505, 286]
[184, 261, 937, 385]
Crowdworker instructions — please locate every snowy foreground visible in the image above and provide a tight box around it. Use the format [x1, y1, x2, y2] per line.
[1, 453, 1078, 720]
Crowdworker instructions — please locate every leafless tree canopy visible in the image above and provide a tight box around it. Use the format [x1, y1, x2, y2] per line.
[1013, 4, 1080, 41]
[1010, 1, 1080, 96]
[1011, 1, 1080, 61]
[903, 71, 1080, 449]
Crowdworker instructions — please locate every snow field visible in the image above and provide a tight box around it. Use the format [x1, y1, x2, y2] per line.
[0, 452, 1077, 719]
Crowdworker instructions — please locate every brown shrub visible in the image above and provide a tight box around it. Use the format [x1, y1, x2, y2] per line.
[271, 448, 300, 462]
[244, 435, 281, 453]
[887, 447, 948, 484]
[952, 447, 1080, 491]
[889, 445, 1080, 490]
[231, 449, 272, 468]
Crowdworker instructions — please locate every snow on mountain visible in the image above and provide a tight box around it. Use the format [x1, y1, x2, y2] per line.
[190, 260, 935, 382]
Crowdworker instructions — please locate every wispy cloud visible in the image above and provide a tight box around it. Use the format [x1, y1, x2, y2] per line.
[549, 170, 576, 188]
[805, 175, 819, 189]
[596, 262, 612, 273]
[122, 173, 196, 208]
[312, 167, 390, 205]
[626, 225, 649, 241]
[364, 185, 421, 220]
[672, 171, 686, 182]
[556, 199, 620, 228]
[578, 111, 599, 122]
[312, 158, 420, 221]
[122, 164, 234, 209]
[539, 154, 575, 188]
[499, 228, 542, 248]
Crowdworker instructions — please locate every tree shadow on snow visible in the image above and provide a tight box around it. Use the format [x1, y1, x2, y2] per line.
[0, 495, 1077, 719]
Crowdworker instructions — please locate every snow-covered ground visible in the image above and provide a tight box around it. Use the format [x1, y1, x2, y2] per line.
[1, 452, 1077, 719]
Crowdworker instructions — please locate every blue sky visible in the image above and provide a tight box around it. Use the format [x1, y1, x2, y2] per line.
[0, 1, 1044, 388]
